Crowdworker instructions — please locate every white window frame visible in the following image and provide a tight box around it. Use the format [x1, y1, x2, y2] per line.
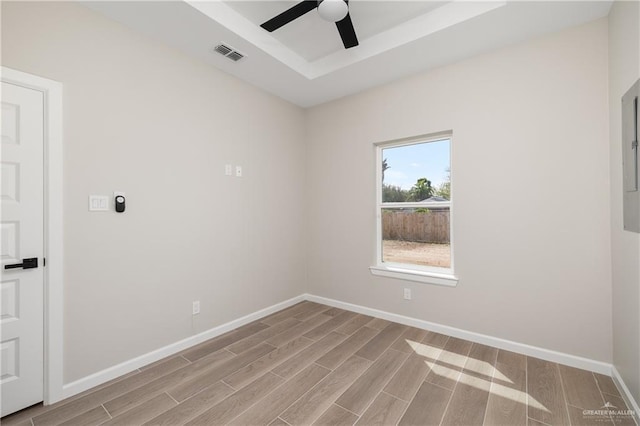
[369, 132, 458, 287]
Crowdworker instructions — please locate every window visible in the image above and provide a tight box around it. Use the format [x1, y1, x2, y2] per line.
[370, 133, 457, 286]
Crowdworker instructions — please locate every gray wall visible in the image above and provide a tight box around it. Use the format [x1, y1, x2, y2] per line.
[305, 18, 612, 363]
[609, 0, 640, 403]
[1, 1, 307, 383]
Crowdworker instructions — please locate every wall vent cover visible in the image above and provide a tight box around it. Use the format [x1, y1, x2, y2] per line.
[214, 44, 245, 62]
[226, 51, 244, 62]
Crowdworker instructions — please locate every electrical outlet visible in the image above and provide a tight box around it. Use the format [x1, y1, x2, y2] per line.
[192, 301, 200, 315]
[403, 288, 412, 300]
[235, 165, 242, 177]
[225, 164, 232, 176]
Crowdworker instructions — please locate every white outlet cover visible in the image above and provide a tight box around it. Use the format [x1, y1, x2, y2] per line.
[403, 288, 412, 300]
[225, 164, 232, 176]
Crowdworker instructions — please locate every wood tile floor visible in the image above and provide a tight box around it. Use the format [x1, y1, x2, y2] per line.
[2, 301, 637, 426]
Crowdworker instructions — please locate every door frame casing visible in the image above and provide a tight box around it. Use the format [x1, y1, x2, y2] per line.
[1, 66, 64, 405]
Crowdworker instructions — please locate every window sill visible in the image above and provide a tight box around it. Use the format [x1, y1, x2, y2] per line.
[369, 266, 458, 287]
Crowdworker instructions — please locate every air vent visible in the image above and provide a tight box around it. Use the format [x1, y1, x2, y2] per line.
[214, 44, 232, 56]
[226, 51, 244, 62]
[213, 44, 245, 62]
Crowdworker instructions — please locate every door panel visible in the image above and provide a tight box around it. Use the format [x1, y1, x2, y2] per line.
[1, 81, 45, 416]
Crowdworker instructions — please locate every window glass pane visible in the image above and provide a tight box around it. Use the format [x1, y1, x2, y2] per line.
[379, 137, 452, 270]
[382, 207, 451, 268]
[381, 140, 450, 202]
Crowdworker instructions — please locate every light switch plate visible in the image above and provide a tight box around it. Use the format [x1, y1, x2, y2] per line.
[235, 166, 242, 177]
[89, 195, 109, 211]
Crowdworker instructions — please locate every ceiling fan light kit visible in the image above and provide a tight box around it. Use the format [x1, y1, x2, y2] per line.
[260, 0, 359, 49]
[317, 0, 348, 22]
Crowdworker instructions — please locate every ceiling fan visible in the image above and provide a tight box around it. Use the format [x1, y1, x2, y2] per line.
[260, 0, 359, 49]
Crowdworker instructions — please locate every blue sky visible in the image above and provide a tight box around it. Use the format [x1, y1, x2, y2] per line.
[382, 139, 450, 190]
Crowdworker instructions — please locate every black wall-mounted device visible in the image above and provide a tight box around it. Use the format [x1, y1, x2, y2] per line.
[115, 195, 126, 213]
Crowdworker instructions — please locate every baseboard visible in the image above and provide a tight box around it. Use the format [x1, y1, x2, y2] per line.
[61, 294, 305, 400]
[304, 293, 613, 375]
[612, 366, 640, 425]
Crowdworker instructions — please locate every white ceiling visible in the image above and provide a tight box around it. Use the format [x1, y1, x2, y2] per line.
[83, 1, 613, 108]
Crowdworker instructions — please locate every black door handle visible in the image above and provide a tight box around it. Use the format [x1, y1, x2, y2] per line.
[4, 258, 38, 270]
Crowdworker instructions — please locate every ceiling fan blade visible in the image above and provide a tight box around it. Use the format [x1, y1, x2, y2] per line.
[335, 13, 358, 48]
[260, 0, 318, 32]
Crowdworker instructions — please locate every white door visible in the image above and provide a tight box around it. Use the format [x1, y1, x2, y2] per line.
[1, 81, 45, 416]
